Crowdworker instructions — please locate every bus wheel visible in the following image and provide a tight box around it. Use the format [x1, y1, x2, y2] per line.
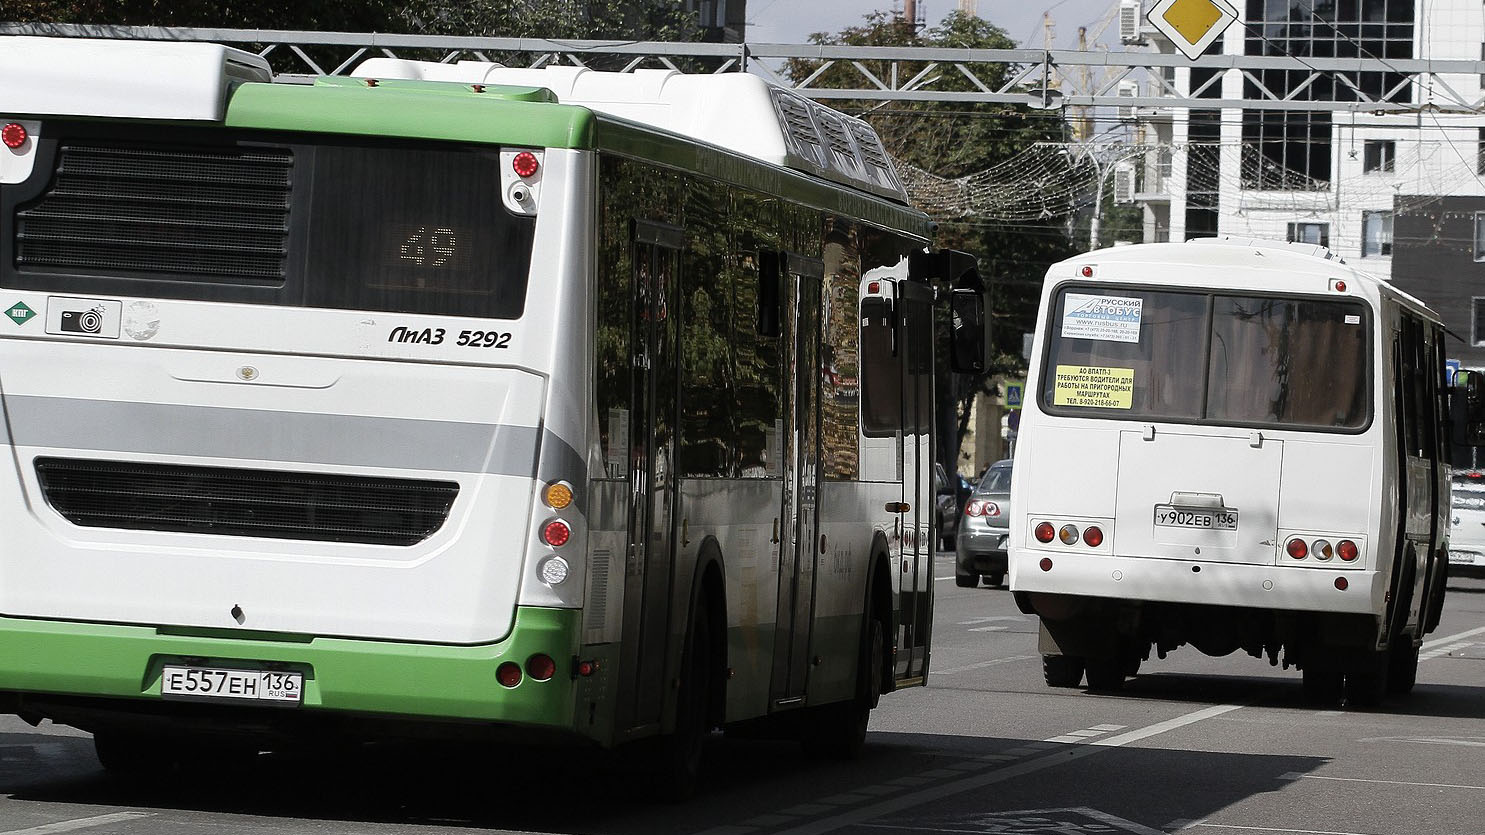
[1084, 656, 1125, 692]
[652, 601, 713, 800]
[1301, 661, 1343, 707]
[955, 572, 979, 588]
[1384, 638, 1419, 692]
[94, 731, 173, 777]
[1042, 654, 1085, 688]
[1344, 652, 1388, 709]
[802, 615, 884, 760]
[1386, 642, 1420, 696]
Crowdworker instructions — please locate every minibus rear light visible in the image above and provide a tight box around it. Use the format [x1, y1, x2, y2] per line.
[1034, 522, 1055, 543]
[1286, 538, 1308, 559]
[1039, 557, 1053, 571]
[1084, 526, 1104, 547]
[1058, 524, 1079, 545]
[1334, 577, 1349, 591]
[1312, 539, 1333, 560]
[1338, 540, 1359, 562]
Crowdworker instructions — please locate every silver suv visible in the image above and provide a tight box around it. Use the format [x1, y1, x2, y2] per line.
[955, 459, 1012, 588]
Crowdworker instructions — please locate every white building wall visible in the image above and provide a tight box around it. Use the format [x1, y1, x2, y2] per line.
[1134, 0, 1485, 276]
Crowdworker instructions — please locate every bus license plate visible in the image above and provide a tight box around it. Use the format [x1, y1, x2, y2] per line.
[1154, 505, 1238, 531]
[161, 665, 303, 705]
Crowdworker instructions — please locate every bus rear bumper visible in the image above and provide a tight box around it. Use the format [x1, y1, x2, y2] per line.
[0, 606, 586, 736]
[1008, 550, 1380, 616]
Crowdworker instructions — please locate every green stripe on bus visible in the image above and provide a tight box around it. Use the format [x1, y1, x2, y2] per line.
[0, 606, 584, 727]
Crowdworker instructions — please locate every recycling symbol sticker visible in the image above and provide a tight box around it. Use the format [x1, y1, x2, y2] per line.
[5, 302, 35, 326]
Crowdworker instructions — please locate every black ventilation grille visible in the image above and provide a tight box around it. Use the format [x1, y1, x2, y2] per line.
[35, 458, 458, 547]
[16, 143, 292, 282]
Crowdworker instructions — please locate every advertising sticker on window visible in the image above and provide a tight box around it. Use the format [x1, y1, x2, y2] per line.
[1053, 365, 1135, 409]
[1061, 293, 1143, 343]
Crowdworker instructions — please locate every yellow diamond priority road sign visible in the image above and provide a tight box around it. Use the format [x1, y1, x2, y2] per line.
[1146, 0, 1238, 60]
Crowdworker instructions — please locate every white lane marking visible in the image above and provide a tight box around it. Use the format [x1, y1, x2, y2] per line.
[932, 655, 1036, 675]
[1192, 825, 1376, 835]
[0, 813, 154, 835]
[1165, 819, 1206, 831]
[1356, 735, 1485, 749]
[1045, 724, 1128, 744]
[1420, 625, 1485, 654]
[968, 626, 1008, 632]
[767, 704, 1243, 835]
[956, 617, 1026, 625]
[1279, 771, 1485, 790]
[1091, 704, 1244, 747]
[1419, 641, 1472, 661]
[862, 807, 1169, 835]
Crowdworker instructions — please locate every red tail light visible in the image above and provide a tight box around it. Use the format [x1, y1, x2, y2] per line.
[1, 123, 26, 149]
[1334, 577, 1349, 591]
[1338, 540, 1358, 562]
[525, 654, 556, 681]
[512, 150, 540, 177]
[1286, 538, 1308, 559]
[1034, 522, 1055, 543]
[496, 662, 523, 688]
[541, 519, 571, 547]
[1084, 526, 1104, 547]
[1039, 557, 1053, 571]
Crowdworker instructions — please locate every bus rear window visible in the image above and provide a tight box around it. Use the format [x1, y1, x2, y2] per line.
[3, 124, 534, 320]
[1042, 286, 1369, 430]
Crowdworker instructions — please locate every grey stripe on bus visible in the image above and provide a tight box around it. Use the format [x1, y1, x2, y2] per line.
[1, 395, 585, 482]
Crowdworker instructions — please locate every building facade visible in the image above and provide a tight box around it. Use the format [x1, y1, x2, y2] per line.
[1127, 0, 1485, 366]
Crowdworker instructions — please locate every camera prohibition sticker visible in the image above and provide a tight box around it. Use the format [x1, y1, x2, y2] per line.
[44, 297, 122, 339]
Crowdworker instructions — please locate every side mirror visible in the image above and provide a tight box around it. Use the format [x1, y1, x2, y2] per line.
[1459, 369, 1485, 417]
[950, 288, 987, 374]
[1450, 370, 1485, 448]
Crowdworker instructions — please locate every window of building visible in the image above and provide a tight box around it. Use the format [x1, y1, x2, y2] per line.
[1475, 213, 1485, 262]
[1478, 127, 1485, 176]
[1363, 140, 1395, 173]
[1288, 222, 1330, 247]
[1362, 210, 1393, 257]
[1241, 0, 1414, 190]
[1475, 298, 1485, 346]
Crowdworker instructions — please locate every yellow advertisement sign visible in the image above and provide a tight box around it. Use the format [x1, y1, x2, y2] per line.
[1053, 365, 1134, 409]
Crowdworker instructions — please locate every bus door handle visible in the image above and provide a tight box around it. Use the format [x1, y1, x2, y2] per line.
[681, 517, 690, 547]
[1250, 430, 1264, 448]
[772, 517, 780, 544]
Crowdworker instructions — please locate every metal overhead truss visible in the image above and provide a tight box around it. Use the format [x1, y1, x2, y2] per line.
[6, 22, 1485, 114]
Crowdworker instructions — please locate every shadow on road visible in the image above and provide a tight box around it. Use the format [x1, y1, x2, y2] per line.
[0, 726, 1329, 835]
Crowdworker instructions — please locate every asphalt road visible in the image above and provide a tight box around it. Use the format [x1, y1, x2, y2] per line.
[1, 553, 1482, 835]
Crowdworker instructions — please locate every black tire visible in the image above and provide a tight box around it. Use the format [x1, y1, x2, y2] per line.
[94, 732, 173, 777]
[1301, 660, 1343, 707]
[984, 573, 1005, 588]
[801, 616, 884, 760]
[1084, 656, 1126, 692]
[1042, 654, 1085, 688]
[1344, 651, 1388, 709]
[1386, 641, 1420, 696]
[650, 601, 712, 801]
[955, 572, 979, 588]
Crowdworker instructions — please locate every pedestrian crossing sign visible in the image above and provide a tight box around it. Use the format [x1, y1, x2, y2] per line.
[1146, 0, 1238, 60]
[1006, 381, 1024, 410]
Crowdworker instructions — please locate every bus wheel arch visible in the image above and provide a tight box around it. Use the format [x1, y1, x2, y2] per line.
[689, 538, 728, 730]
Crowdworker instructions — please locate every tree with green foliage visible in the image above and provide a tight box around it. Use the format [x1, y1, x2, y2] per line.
[785, 10, 1080, 471]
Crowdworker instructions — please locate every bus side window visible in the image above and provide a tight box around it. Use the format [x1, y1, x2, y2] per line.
[860, 296, 901, 437]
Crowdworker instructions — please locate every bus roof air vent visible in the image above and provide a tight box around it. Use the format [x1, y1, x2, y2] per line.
[352, 58, 911, 204]
[0, 36, 270, 121]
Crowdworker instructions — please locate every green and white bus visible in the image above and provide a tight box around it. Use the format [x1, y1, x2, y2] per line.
[0, 36, 984, 790]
